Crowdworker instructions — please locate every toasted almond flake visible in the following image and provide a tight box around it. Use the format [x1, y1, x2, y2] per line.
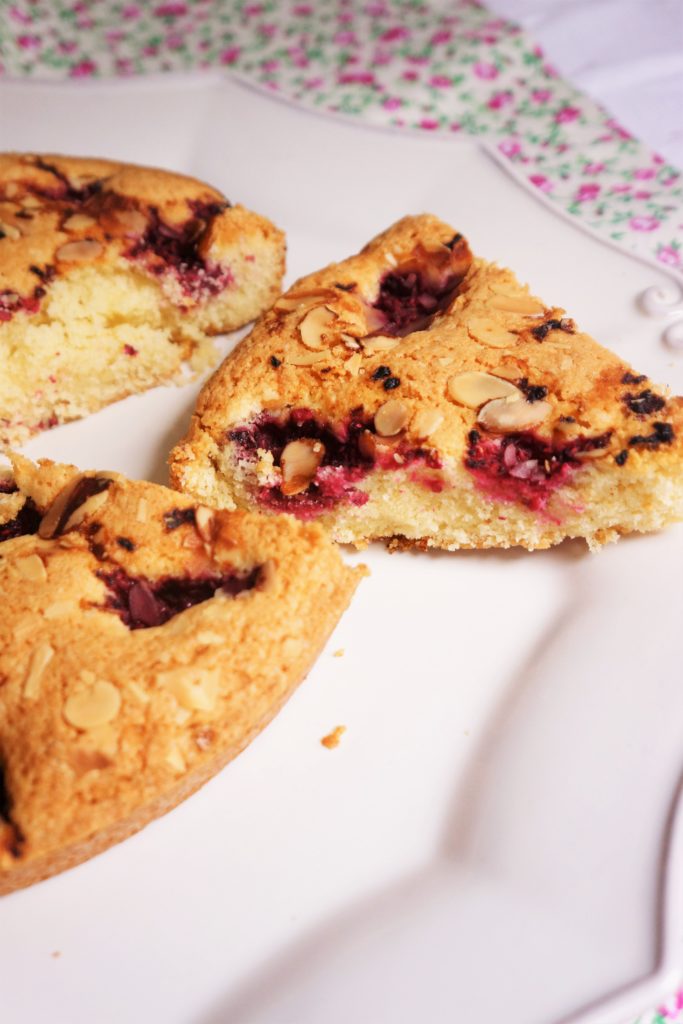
[286, 350, 330, 366]
[0, 221, 21, 241]
[63, 680, 121, 730]
[14, 553, 47, 583]
[194, 505, 214, 543]
[467, 317, 518, 349]
[489, 293, 545, 315]
[62, 488, 110, 532]
[341, 333, 360, 350]
[24, 642, 54, 700]
[43, 599, 76, 619]
[385, 251, 398, 268]
[111, 208, 147, 235]
[126, 680, 150, 704]
[477, 396, 552, 432]
[281, 438, 325, 496]
[345, 352, 363, 377]
[448, 371, 521, 409]
[63, 213, 97, 232]
[136, 497, 148, 523]
[22, 195, 41, 209]
[55, 238, 103, 262]
[361, 335, 400, 355]
[274, 289, 331, 312]
[165, 745, 186, 773]
[321, 725, 346, 749]
[374, 399, 409, 437]
[412, 407, 444, 439]
[299, 305, 337, 349]
[158, 668, 218, 713]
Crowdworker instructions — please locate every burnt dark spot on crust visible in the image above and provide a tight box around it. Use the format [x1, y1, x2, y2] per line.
[15, 210, 32, 221]
[116, 536, 135, 551]
[622, 372, 647, 386]
[29, 264, 55, 283]
[383, 376, 401, 391]
[623, 389, 666, 416]
[531, 318, 565, 341]
[371, 365, 392, 381]
[33, 157, 103, 203]
[615, 450, 629, 466]
[517, 378, 548, 403]
[270, 355, 282, 368]
[163, 507, 196, 531]
[629, 422, 675, 447]
[444, 233, 463, 250]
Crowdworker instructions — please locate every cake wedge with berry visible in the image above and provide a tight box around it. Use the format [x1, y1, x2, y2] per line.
[0, 153, 285, 446]
[170, 214, 683, 551]
[0, 455, 362, 896]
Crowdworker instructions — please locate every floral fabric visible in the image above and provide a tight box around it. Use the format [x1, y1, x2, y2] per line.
[1, 0, 682, 277]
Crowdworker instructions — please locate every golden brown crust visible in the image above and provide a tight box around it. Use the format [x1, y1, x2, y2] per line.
[170, 214, 683, 550]
[0, 152, 286, 446]
[0, 455, 363, 896]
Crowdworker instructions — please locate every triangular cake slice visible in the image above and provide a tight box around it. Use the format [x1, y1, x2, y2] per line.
[0, 455, 362, 895]
[0, 153, 285, 446]
[170, 215, 683, 551]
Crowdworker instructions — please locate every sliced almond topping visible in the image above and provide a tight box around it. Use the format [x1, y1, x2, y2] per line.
[194, 505, 214, 543]
[62, 488, 111, 532]
[280, 439, 325, 496]
[478, 396, 552, 432]
[14, 553, 47, 583]
[467, 317, 518, 349]
[24, 642, 54, 700]
[158, 668, 218, 713]
[412, 407, 444, 439]
[341, 333, 360, 350]
[43, 600, 76, 620]
[165, 744, 186, 773]
[55, 239, 103, 262]
[111, 208, 148, 235]
[447, 371, 521, 409]
[299, 305, 337, 349]
[22, 195, 42, 209]
[361, 335, 400, 355]
[374, 399, 409, 437]
[286, 350, 330, 366]
[489, 293, 545, 315]
[345, 352, 363, 377]
[63, 680, 121, 730]
[274, 289, 331, 312]
[39, 473, 114, 539]
[136, 497, 149, 523]
[0, 221, 21, 241]
[63, 213, 97, 232]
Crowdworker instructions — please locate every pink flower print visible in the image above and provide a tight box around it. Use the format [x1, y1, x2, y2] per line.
[366, 3, 389, 14]
[450, 123, 462, 132]
[115, 58, 133, 74]
[69, 60, 97, 78]
[430, 30, 452, 45]
[58, 40, 77, 53]
[576, 183, 600, 201]
[382, 96, 402, 110]
[166, 33, 184, 49]
[474, 61, 498, 80]
[630, 216, 660, 232]
[303, 77, 323, 89]
[142, 44, 159, 56]
[220, 46, 240, 64]
[258, 23, 276, 38]
[488, 91, 512, 110]
[380, 26, 410, 42]
[583, 162, 605, 175]
[610, 183, 631, 193]
[372, 48, 392, 66]
[16, 34, 41, 49]
[262, 59, 279, 72]
[633, 190, 652, 199]
[543, 63, 559, 78]
[243, 4, 263, 15]
[429, 75, 452, 88]
[531, 89, 552, 104]
[606, 118, 632, 140]
[662, 175, 680, 187]
[555, 106, 581, 124]
[402, 69, 419, 82]
[498, 139, 521, 157]
[337, 11, 353, 22]
[529, 174, 553, 193]
[293, 4, 313, 13]
[633, 167, 655, 180]
[339, 71, 375, 85]
[10, 7, 32, 24]
[154, 2, 187, 15]
[121, 5, 141, 18]
[419, 119, 440, 131]
[334, 31, 357, 45]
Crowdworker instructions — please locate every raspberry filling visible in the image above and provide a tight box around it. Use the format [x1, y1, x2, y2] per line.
[98, 564, 262, 630]
[229, 408, 442, 520]
[373, 268, 464, 336]
[0, 486, 42, 542]
[125, 200, 234, 303]
[465, 429, 611, 515]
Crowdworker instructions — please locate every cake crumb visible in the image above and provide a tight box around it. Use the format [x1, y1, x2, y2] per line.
[332, 648, 344, 658]
[51, 951, 61, 959]
[321, 725, 346, 749]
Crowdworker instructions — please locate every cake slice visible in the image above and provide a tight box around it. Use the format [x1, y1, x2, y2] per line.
[170, 214, 683, 551]
[0, 455, 362, 895]
[0, 153, 285, 446]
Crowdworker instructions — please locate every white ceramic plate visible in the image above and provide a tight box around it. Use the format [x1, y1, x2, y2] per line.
[1, 74, 683, 1024]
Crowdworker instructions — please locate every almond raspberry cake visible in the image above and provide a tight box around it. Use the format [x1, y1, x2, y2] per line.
[170, 214, 683, 551]
[0, 153, 285, 446]
[0, 455, 362, 895]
